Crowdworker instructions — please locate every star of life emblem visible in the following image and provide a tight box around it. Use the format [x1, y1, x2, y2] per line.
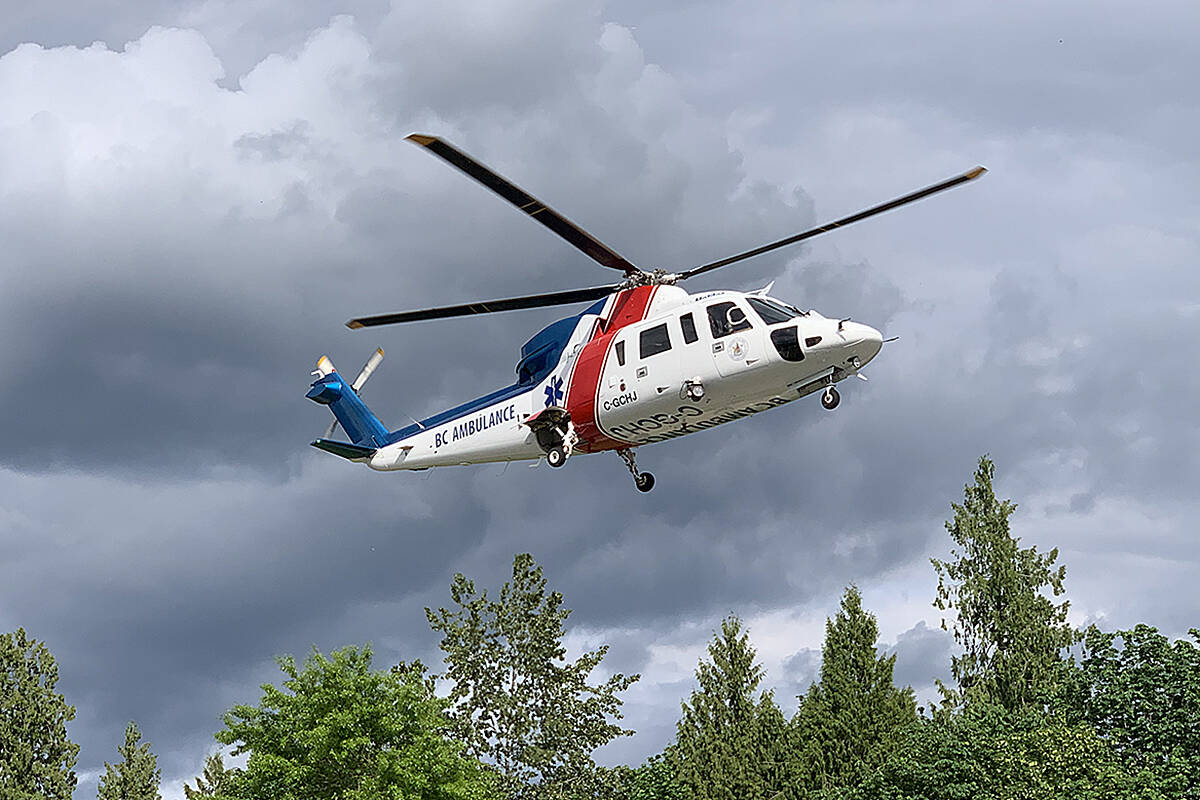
[544, 375, 564, 407]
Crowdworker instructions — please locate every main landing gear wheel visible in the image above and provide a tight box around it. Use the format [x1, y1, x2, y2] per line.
[617, 448, 655, 493]
[821, 386, 841, 410]
[546, 446, 567, 468]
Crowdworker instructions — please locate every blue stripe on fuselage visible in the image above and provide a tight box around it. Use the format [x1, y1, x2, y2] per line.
[382, 298, 607, 446]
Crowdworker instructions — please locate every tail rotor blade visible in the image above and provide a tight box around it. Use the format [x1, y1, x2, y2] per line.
[322, 348, 384, 440]
[352, 348, 385, 392]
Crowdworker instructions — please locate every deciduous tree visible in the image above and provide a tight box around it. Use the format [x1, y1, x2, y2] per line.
[215, 645, 494, 800]
[853, 703, 1136, 800]
[0, 627, 79, 800]
[426, 553, 638, 799]
[932, 456, 1075, 711]
[97, 721, 161, 800]
[1060, 624, 1200, 796]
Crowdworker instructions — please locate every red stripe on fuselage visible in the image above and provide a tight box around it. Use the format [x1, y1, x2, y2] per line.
[566, 286, 658, 452]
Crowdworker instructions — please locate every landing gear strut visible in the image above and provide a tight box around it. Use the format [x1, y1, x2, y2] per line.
[821, 386, 840, 410]
[526, 408, 576, 468]
[617, 448, 655, 493]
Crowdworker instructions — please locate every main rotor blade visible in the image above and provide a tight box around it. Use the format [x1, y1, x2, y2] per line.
[346, 284, 619, 329]
[678, 166, 987, 281]
[408, 134, 639, 275]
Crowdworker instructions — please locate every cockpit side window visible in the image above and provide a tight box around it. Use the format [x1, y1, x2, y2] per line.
[615, 340, 626, 367]
[639, 323, 672, 359]
[747, 297, 796, 325]
[706, 301, 753, 339]
[680, 312, 699, 344]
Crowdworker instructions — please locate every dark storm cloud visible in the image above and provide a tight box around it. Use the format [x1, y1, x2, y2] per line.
[2, 459, 493, 790]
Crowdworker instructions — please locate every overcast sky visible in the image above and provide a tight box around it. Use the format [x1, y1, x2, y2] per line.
[1, 1, 1197, 796]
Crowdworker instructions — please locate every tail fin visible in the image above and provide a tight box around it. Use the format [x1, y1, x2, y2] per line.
[306, 356, 389, 448]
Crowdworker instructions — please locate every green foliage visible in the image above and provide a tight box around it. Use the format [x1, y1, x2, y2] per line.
[932, 456, 1076, 711]
[426, 553, 638, 799]
[789, 586, 918, 796]
[854, 703, 1137, 800]
[671, 616, 789, 800]
[0, 627, 79, 800]
[628, 752, 685, 800]
[215, 645, 494, 800]
[589, 754, 684, 800]
[183, 752, 230, 799]
[97, 721, 161, 800]
[1059, 624, 1200, 797]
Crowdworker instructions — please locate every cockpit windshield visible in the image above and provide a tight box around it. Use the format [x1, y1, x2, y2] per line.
[747, 296, 801, 325]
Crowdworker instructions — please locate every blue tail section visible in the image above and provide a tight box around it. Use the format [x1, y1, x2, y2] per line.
[307, 367, 389, 448]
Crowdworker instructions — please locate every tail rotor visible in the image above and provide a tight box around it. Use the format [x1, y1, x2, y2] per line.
[321, 348, 385, 440]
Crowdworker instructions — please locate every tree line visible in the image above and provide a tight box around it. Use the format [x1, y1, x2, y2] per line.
[3, 456, 1199, 799]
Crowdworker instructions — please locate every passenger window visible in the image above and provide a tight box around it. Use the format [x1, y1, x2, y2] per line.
[615, 340, 625, 367]
[680, 312, 698, 344]
[706, 301, 753, 339]
[639, 323, 672, 359]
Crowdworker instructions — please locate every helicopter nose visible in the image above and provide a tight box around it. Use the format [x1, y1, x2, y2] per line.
[841, 322, 883, 364]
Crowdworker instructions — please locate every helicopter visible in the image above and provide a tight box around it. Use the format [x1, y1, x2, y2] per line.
[307, 134, 985, 491]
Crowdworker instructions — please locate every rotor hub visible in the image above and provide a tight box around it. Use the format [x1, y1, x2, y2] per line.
[619, 269, 679, 290]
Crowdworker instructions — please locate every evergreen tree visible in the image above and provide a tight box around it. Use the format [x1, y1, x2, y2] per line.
[671, 616, 788, 800]
[789, 586, 918, 795]
[426, 553, 638, 799]
[97, 721, 161, 800]
[0, 627, 79, 800]
[182, 752, 230, 799]
[216, 645, 494, 800]
[932, 456, 1075, 711]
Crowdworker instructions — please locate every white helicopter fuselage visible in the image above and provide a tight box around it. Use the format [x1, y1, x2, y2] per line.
[309, 135, 983, 490]
[347, 284, 882, 472]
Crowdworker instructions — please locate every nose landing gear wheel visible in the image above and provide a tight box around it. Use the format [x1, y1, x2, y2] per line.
[821, 386, 841, 410]
[546, 446, 567, 468]
[635, 473, 655, 493]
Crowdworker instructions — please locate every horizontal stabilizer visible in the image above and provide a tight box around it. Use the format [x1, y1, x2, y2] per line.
[310, 439, 377, 461]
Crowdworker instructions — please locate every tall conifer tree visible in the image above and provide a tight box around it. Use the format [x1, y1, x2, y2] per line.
[0, 628, 79, 800]
[672, 616, 787, 800]
[789, 586, 917, 795]
[932, 455, 1076, 711]
[182, 752, 230, 799]
[97, 721, 161, 800]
